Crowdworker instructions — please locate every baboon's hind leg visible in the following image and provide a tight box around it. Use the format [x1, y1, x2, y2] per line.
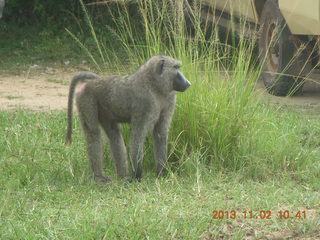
[78, 100, 110, 183]
[101, 121, 128, 178]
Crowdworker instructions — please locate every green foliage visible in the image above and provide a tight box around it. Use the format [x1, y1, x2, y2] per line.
[2, 0, 115, 27]
[4, 0, 72, 25]
[0, 22, 86, 75]
[0, 110, 319, 238]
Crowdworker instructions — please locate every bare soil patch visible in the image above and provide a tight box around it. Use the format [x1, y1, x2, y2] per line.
[0, 69, 73, 111]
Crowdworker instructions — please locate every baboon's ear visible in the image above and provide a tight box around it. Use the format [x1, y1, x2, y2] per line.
[156, 59, 165, 75]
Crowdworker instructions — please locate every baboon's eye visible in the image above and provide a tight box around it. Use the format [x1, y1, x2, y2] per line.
[173, 64, 181, 69]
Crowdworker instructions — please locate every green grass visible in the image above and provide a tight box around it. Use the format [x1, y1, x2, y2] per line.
[6, 95, 24, 100]
[46, 78, 69, 85]
[0, 23, 97, 75]
[1, 0, 320, 238]
[0, 108, 319, 239]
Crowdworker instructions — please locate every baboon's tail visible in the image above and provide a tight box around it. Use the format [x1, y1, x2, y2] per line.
[65, 72, 100, 145]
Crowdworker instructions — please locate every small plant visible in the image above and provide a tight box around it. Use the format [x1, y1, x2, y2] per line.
[46, 78, 68, 85]
[6, 95, 23, 100]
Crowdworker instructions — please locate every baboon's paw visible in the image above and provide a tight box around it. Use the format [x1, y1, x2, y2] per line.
[133, 176, 142, 182]
[134, 170, 142, 181]
[157, 169, 168, 178]
[128, 176, 142, 183]
[94, 176, 112, 183]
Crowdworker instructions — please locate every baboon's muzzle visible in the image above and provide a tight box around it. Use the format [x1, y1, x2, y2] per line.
[174, 71, 191, 92]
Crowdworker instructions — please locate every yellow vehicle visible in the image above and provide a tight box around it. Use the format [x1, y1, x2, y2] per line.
[187, 0, 320, 96]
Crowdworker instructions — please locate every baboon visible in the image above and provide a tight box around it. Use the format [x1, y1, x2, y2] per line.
[65, 55, 191, 182]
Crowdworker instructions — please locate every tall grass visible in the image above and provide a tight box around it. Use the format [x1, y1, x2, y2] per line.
[66, 0, 320, 180]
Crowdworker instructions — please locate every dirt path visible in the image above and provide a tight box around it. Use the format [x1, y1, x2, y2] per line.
[0, 70, 72, 111]
[1, 70, 320, 111]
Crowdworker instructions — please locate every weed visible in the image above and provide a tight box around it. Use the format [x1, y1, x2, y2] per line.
[46, 78, 68, 85]
[5, 95, 24, 100]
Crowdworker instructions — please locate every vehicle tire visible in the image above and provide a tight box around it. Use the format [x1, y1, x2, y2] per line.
[259, 0, 304, 96]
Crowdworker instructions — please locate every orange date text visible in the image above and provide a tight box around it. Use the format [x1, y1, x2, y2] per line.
[212, 210, 307, 220]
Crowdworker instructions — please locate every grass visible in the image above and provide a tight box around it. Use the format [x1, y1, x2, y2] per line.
[1, 0, 320, 239]
[6, 95, 24, 100]
[0, 23, 98, 75]
[0, 110, 319, 239]
[46, 78, 69, 85]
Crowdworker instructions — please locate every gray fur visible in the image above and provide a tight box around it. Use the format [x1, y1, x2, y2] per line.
[65, 55, 191, 182]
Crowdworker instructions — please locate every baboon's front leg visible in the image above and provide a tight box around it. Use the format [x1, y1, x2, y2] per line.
[153, 99, 175, 176]
[101, 122, 128, 178]
[129, 122, 149, 180]
[153, 121, 168, 177]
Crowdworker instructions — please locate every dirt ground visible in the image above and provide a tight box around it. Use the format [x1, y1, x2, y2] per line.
[0, 69, 76, 111]
[1, 69, 320, 111]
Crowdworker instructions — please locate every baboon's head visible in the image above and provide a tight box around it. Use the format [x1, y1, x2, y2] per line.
[144, 55, 191, 94]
